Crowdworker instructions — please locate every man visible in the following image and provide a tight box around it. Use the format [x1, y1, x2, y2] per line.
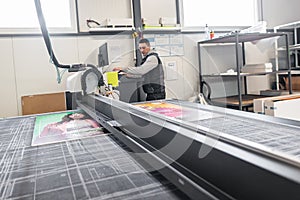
[114, 38, 166, 101]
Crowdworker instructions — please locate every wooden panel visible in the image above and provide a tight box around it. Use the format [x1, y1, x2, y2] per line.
[22, 92, 66, 115]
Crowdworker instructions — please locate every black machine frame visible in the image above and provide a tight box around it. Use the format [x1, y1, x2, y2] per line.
[77, 94, 300, 200]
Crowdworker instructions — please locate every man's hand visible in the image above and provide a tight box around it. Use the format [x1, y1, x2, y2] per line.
[112, 67, 127, 75]
[113, 67, 122, 71]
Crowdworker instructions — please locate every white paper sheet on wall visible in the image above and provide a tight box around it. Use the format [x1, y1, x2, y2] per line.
[170, 34, 183, 44]
[144, 34, 184, 56]
[155, 34, 170, 45]
[166, 61, 178, 80]
[155, 46, 171, 57]
[170, 45, 184, 56]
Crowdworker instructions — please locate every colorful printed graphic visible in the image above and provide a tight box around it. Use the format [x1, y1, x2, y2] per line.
[32, 111, 105, 146]
[134, 102, 184, 118]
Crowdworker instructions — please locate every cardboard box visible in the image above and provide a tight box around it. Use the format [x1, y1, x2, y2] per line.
[284, 76, 300, 91]
[253, 94, 300, 114]
[247, 75, 271, 95]
[264, 98, 300, 121]
[241, 63, 272, 73]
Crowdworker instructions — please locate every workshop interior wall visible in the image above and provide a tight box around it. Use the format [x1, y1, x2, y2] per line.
[1, 0, 300, 117]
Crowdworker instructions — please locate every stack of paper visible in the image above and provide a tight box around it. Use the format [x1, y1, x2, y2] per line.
[242, 63, 273, 73]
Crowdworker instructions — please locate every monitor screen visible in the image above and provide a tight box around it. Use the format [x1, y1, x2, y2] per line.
[98, 43, 109, 67]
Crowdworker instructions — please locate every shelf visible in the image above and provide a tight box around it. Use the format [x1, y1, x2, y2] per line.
[143, 26, 181, 31]
[211, 94, 267, 108]
[274, 20, 300, 30]
[278, 44, 300, 51]
[198, 32, 285, 44]
[278, 70, 300, 75]
[203, 70, 292, 77]
[89, 27, 133, 32]
[275, 21, 300, 73]
[290, 44, 300, 50]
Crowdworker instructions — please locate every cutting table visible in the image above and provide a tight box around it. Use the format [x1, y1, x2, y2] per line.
[0, 114, 189, 199]
[1, 95, 300, 200]
[78, 95, 300, 200]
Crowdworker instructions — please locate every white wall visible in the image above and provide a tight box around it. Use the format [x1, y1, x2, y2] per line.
[0, 38, 18, 117]
[77, 0, 177, 32]
[0, 35, 134, 118]
[1, 0, 300, 118]
[141, 0, 176, 25]
[12, 37, 79, 116]
[262, 0, 300, 28]
[77, 0, 132, 32]
[0, 33, 199, 118]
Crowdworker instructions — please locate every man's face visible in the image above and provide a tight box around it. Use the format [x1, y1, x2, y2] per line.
[139, 42, 150, 56]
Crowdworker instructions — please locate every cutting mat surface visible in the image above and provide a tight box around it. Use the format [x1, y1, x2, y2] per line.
[0, 116, 188, 199]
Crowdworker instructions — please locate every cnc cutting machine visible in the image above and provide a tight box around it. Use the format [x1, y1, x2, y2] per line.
[76, 94, 300, 200]
[4, 1, 297, 199]
[2, 95, 300, 199]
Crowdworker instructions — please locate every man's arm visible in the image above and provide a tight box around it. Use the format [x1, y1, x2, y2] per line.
[126, 55, 159, 76]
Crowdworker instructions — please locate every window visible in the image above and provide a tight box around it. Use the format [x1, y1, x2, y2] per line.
[0, 0, 77, 33]
[182, 0, 260, 28]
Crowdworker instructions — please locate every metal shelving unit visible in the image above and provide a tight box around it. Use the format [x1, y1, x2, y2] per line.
[274, 21, 300, 69]
[198, 32, 292, 110]
[274, 21, 300, 92]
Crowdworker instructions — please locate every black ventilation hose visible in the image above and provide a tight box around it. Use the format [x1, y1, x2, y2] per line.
[34, 0, 88, 72]
[34, 0, 71, 69]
